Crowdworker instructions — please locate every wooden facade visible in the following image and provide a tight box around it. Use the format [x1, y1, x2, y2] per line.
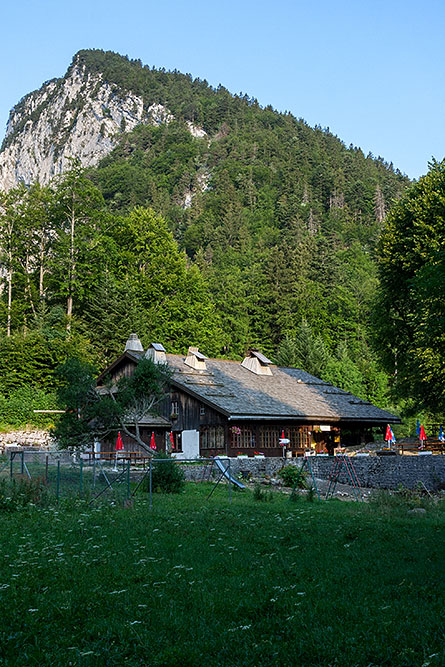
[96, 341, 399, 458]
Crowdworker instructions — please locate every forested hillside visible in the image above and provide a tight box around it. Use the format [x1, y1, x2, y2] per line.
[0, 49, 411, 425]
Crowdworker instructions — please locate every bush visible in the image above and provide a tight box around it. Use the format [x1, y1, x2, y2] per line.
[0, 386, 60, 429]
[144, 454, 185, 493]
[0, 477, 50, 512]
[253, 483, 273, 502]
[278, 465, 307, 488]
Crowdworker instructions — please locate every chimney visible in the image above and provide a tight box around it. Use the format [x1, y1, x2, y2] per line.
[124, 333, 144, 354]
[241, 349, 273, 376]
[145, 342, 167, 364]
[184, 346, 208, 371]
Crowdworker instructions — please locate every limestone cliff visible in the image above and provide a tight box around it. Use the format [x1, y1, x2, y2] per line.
[0, 54, 205, 191]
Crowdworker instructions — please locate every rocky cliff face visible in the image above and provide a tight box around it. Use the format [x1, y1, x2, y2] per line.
[0, 57, 189, 191]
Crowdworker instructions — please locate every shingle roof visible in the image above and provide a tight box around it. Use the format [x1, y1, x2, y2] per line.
[167, 355, 399, 424]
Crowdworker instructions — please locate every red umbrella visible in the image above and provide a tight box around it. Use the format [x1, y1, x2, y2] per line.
[419, 424, 427, 442]
[170, 431, 175, 450]
[115, 431, 123, 451]
[150, 431, 157, 450]
[385, 425, 392, 442]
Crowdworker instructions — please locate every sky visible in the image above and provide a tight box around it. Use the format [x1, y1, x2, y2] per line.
[1, 0, 444, 180]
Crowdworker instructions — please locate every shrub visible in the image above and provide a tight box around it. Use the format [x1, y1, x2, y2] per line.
[278, 465, 307, 488]
[253, 483, 273, 502]
[144, 454, 185, 493]
[0, 477, 50, 512]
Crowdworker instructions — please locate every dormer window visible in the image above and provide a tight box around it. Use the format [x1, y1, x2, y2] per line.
[241, 349, 273, 376]
[145, 342, 167, 364]
[184, 346, 208, 371]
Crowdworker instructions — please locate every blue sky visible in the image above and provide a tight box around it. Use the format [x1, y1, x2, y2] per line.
[1, 0, 444, 179]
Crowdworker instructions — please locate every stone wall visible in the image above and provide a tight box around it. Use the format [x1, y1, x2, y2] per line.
[307, 455, 445, 492]
[0, 430, 54, 452]
[180, 456, 445, 492]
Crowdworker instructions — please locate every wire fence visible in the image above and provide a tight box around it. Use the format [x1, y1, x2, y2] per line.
[0, 451, 236, 506]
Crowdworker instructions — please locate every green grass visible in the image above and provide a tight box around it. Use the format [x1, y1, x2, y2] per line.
[0, 485, 444, 666]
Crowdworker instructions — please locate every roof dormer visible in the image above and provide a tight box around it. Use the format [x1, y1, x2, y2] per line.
[145, 342, 167, 364]
[184, 346, 208, 371]
[241, 349, 273, 376]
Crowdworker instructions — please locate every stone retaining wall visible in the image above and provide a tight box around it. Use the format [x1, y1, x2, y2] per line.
[307, 455, 445, 492]
[0, 430, 54, 452]
[182, 456, 445, 492]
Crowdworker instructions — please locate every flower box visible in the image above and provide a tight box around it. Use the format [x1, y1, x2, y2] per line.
[418, 451, 432, 456]
[236, 455, 248, 459]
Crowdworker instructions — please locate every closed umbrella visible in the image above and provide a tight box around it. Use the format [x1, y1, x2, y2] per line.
[114, 431, 123, 471]
[115, 431, 123, 451]
[419, 424, 427, 449]
[150, 431, 157, 451]
[170, 431, 175, 451]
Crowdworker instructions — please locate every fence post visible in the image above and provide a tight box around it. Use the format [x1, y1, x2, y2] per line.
[126, 460, 131, 499]
[45, 456, 49, 484]
[79, 457, 83, 496]
[93, 458, 97, 488]
[149, 459, 152, 509]
[20, 451, 24, 475]
[228, 458, 232, 504]
[10, 452, 13, 479]
[56, 460, 61, 504]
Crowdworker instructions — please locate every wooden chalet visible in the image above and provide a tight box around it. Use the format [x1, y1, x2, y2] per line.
[96, 335, 400, 459]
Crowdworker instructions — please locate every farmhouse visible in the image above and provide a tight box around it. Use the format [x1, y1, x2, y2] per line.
[97, 335, 400, 459]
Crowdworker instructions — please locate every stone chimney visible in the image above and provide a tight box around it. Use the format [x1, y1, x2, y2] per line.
[145, 342, 167, 364]
[124, 333, 144, 353]
[241, 349, 273, 376]
[184, 346, 208, 371]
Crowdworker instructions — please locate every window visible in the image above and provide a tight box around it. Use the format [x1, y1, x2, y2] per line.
[230, 426, 255, 449]
[172, 432, 182, 452]
[200, 405, 206, 416]
[171, 400, 179, 418]
[200, 426, 225, 449]
[260, 428, 279, 449]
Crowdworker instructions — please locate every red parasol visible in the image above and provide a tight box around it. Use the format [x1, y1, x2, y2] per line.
[150, 431, 157, 450]
[115, 431, 123, 451]
[385, 424, 392, 442]
[419, 424, 427, 442]
[170, 431, 175, 450]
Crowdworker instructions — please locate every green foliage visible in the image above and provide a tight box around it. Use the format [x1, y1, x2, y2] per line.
[375, 159, 445, 415]
[0, 477, 50, 512]
[252, 482, 274, 502]
[0, 387, 59, 429]
[145, 453, 185, 493]
[278, 465, 307, 488]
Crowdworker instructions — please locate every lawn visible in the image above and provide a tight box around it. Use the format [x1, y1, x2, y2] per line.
[0, 483, 443, 666]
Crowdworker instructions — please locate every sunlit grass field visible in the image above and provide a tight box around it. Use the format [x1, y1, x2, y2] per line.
[0, 484, 444, 666]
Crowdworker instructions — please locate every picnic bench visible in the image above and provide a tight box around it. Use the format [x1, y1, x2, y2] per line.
[83, 451, 154, 465]
[398, 440, 444, 455]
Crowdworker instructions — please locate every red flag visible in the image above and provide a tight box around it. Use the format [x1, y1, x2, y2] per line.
[419, 424, 427, 441]
[385, 425, 392, 441]
[170, 431, 175, 450]
[115, 431, 123, 451]
[150, 431, 157, 450]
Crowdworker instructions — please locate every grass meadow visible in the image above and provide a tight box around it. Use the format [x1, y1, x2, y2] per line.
[0, 482, 444, 666]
